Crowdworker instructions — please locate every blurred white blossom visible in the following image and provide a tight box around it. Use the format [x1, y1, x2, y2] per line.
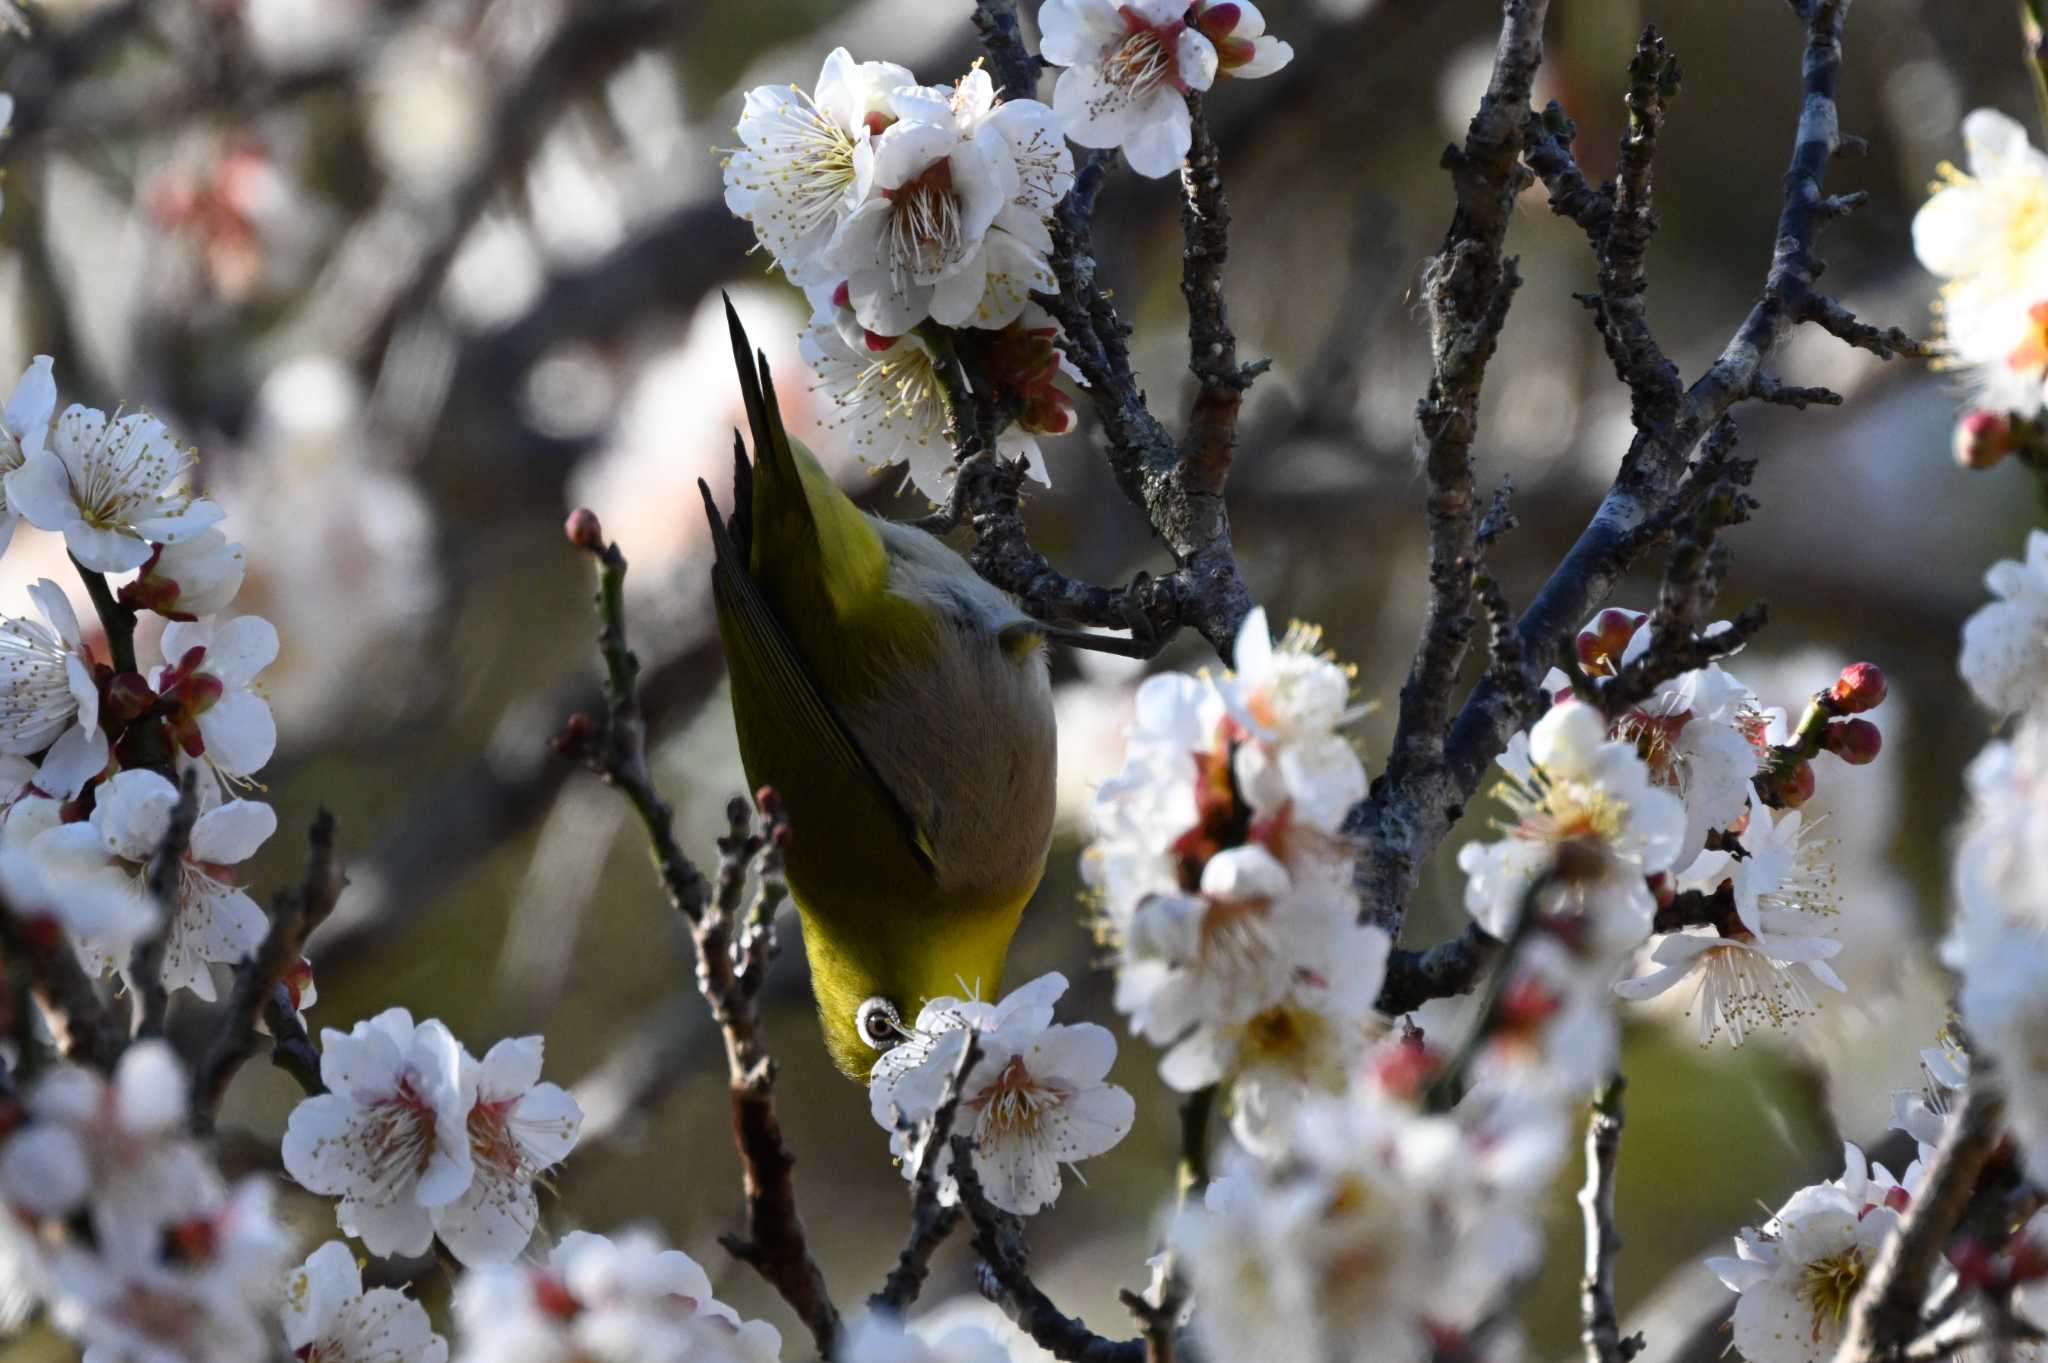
[284, 1240, 448, 1363]
[1959, 528, 2048, 718]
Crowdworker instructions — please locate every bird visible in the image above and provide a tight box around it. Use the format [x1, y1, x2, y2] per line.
[700, 299, 1058, 1081]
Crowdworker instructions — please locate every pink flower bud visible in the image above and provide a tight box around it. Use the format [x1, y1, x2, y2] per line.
[1828, 662, 1887, 714]
[564, 508, 605, 552]
[1823, 717, 1881, 765]
[831, 280, 852, 310]
[1954, 410, 2016, 470]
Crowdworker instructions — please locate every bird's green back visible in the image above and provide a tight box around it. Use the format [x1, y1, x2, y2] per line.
[704, 302, 1051, 1080]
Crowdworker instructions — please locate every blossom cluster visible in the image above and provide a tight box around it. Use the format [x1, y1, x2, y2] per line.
[722, 3, 1290, 502]
[0, 1043, 292, 1360]
[283, 1007, 585, 1268]
[1915, 110, 2048, 463]
[1174, 1052, 1567, 1362]
[1460, 609, 1875, 1056]
[1081, 607, 1388, 1150]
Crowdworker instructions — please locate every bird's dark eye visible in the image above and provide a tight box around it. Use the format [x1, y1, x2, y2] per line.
[855, 996, 903, 1051]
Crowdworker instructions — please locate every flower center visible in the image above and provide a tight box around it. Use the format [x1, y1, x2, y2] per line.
[468, 1096, 530, 1181]
[752, 94, 860, 236]
[971, 1054, 1065, 1139]
[1798, 1247, 1865, 1343]
[886, 160, 967, 282]
[359, 1074, 441, 1199]
[76, 419, 188, 531]
[1103, 17, 1179, 100]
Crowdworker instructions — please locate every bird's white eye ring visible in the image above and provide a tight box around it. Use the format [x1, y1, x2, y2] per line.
[856, 997, 903, 1052]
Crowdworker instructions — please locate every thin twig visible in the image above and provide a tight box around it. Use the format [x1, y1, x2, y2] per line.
[954, 1133, 1144, 1363]
[565, 532, 839, 1357]
[1375, 922, 1503, 1016]
[870, 1030, 982, 1315]
[190, 810, 342, 1125]
[129, 768, 200, 1040]
[0, 905, 120, 1071]
[1581, 1076, 1644, 1363]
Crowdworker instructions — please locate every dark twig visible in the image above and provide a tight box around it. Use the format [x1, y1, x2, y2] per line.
[1178, 92, 1264, 493]
[190, 810, 342, 1124]
[870, 1030, 982, 1316]
[1375, 922, 1503, 1017]
[1835, 1081, 2006, 1362]
[129, 768, 199, 1040]
[1581, 1076, 1644, 1363]
[958, 2, 1255, 660]
[0, 907, 120, 1070]
[564, 533, 838, 1357]
[954, 1134, 1144, 1363]
[1593, 29, 1685, 424]
[1355, 0, 1549, 932]
[1353, 0, 1918, 937]
[261, 983, 325, 1098]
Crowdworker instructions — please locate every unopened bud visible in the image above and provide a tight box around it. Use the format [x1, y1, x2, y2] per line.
[551, 712, 599, 757]
[1954, 410, 2016, 470]
[1829, 662, 1887, 714]
[755, 785, 783, 818]
[1765, 761, 1817, 809]
[1823, 717, 1882, 765]
[105, 673, 158, 724]
[2008, 1237, 2048, 1284]
[1575, 608, 1645, 675]
[531, 1272, 581, 1321]
[1949, 1237, 1997, 1289]
[1195, 1, 1243, 36]
[564, 508, 605, 552]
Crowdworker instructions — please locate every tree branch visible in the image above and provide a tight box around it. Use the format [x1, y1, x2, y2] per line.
[870, 1031, 981, 1316]
[563, 530, 839, 1358]
[953, 1133, 1144, 1363]
[1835, 1081, 2006, 1363]
[128, 768, 199, 1040]
[1354, 0, 1549, 932]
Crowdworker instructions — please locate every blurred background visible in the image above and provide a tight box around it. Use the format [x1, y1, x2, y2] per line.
[0, 0, 2035, 1357]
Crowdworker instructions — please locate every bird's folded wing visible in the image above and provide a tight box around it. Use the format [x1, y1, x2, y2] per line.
[700, 479, 939, 880]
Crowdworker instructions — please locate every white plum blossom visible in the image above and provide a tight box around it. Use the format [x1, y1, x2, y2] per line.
[842, 1312, 1017, 1363]
[1221, 608, 1367, 833]
[723, 49, 912, 284]
[40, 767, 275, 1000]
[451, 1229, 782, 1363]
[1177, 1086, 1563, 1363]
[1616, 803, 1846, 1046]
[1958, 528, 2048, 718]
[1891, 1035, 1967, 1163]
[282, 1008, 474, 1259]
[1709, 1145, 1917, 1363]
[5, 404, 223, 573]
[823, 71, 1060, 334]
[0, 354, 56, 556]
[869, 972, 1135, 1216]
[125, 528, 248, 621]
[0, 578, 107, 798]
[801, 315, 959, 501]
[0, 1040, 197, 1225]
[156, 614, 280, 783]
[1040, 0, 1219, 178]
[283, 1241, 449, 1363]
[0, 835, 158, 977]
[1466, 932, 1619, 1100]
[1913, 110, 2048, 416]
[432, 1035, 585, 1266]
[1457, 700, 1685, 954]
[1949, 711, 2048, 1182]
[49, 1175, 288, 1363]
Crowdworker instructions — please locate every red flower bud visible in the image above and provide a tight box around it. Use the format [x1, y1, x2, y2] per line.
[831, 280, 852, 310]
[1823, 717, 1881, 765]
[863, 329, 896, 353]
[1949, 1237, 1997, 1289]
[1828, 662, 1887, 714]
[564, 508, 605, 552]
[2007, 1237, 2048, 1284]
[1954, 410, 2017, 470]
[1769, 761, 1817, 809]
[531, 1272, 581, 1320]
[1575, 608, 1645, 675]
[1195, 2, 1242, 37]
[104, 673, 159, 724]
